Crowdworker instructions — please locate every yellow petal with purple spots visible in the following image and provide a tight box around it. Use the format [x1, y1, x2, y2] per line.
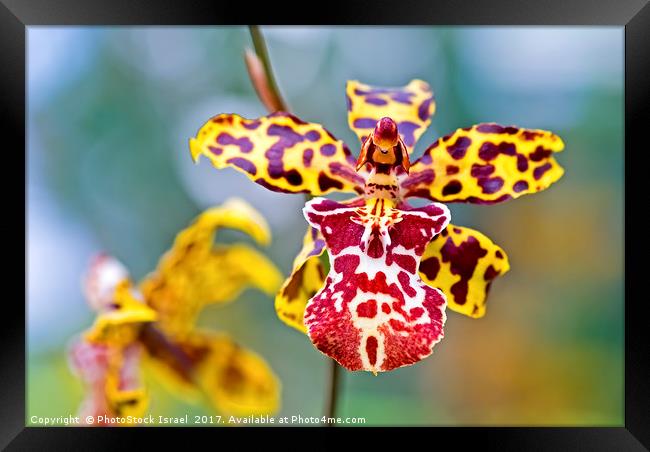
[346, 79, 435, 152]
[275, 226, 326, 334]
[419, 224, 510, 318]
[403, 123, 564, 204]
[190, 112, 364, 196]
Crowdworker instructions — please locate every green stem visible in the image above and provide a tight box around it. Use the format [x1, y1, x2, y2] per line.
[325, 359, 341, 426]
[248, 26, 288, 112]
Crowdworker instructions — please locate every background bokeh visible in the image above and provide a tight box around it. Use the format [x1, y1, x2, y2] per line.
[27, 26, 624, 426]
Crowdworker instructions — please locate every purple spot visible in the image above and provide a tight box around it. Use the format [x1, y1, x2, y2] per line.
[217, 133, 253, 153]
[208, 146, 223, 156]
[238, 139, 253, 153]
[227, 157, 256, 175]
[446, 165, 459, 175]
[442, 180, 462, 196]
[478, 141, 516, 161]
[401, 169, 435, 188]
[478, 177, 504, 194]
[529, 145, 552, 162]
[320, 144, 337, 156]
[484, 265, 501, 281]
[477, 123, 505, 134]
[419, 257, 440, 281]
[310, 226, 319, 240]
[440, 236, 488, 305]
[267, 162, 284, 179]
[267, 124, 304, 145]
[242, 120, 261, 130]
[390, 92, 413, 105]
[255, 178, 307, 194]
[305, 130, 321, 142]
[398, 121, 419, 148]
[353, 118, 377, 129]
[358, 87, 393, 95]
[418, 99, 432, 121]
[522, 130, 542, 140]
[365, 97, 388, 106]
[212, 116, 233, 124]
[285, 169, 303, 186]
[478, 142, 499, 161]
[465, 194, 512, 204]
[447, 136, 472, 160]
[499, 142, 516, 155]
[470, 163, 495, 178]
[533, 163, 552, 180]
[329, 162, 365, 187]
[346, 94, 352, 111]
[513, 180, 529, 192]
[517, 154, 529, 172]
[419, 153, 432, 165]
[265, 124, 310, 179]
[308, 239, 326, 257]
[265, 147, 283, 161]
[303, 148, 314, 167]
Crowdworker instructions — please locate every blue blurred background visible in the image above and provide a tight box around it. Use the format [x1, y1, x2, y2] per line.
[27, 26, 624, 425]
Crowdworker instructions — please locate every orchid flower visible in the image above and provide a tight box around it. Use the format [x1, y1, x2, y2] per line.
[190, 79, 564, 373]
[69, 199, 282, 424]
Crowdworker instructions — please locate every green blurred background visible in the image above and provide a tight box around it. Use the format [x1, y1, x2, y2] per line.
[27, 26, 624, 426]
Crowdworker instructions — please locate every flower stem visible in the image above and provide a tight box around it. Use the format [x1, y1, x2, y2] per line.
[244, 29, 340, 426]
[325, 359, 340, 426]
[246, 26, 288, 113]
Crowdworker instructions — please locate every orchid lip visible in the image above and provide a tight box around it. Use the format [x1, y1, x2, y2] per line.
[303, 197, 451, 372]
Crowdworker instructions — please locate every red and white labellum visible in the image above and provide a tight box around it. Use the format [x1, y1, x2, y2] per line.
[83, 253, 129, 311]
[303, 198, 450, 372]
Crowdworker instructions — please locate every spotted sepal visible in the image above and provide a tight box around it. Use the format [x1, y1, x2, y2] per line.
[419, 224, 510, 318]
[346, 79, 435, 152]
[275, 226, 327, 333]
[190, 112, 364, 196]
[403, 123, 564, 204]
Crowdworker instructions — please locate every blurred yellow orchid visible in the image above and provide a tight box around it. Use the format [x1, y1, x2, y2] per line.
[69, 198, 282, 425]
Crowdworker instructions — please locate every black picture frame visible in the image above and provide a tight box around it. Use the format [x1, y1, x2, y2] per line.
[4, 0, 647, 449]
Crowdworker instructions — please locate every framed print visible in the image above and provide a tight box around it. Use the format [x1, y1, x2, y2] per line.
[4, 0, 648, 449]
